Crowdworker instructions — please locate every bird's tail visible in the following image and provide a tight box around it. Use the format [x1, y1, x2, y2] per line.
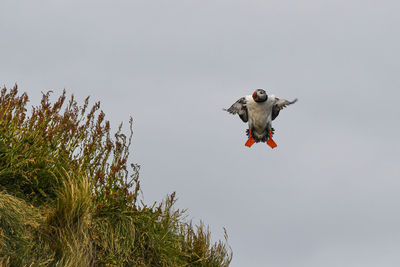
[246, 128, 275, 139]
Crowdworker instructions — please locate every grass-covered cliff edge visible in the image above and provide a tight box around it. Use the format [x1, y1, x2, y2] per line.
[0, 86, 232, 266]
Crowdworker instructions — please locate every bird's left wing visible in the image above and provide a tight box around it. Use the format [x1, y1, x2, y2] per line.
[224, 97, 248, 122]
[272, 97, 297, 120]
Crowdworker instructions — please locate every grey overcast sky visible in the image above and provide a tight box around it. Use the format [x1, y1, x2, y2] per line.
[1, 0, 400, 266]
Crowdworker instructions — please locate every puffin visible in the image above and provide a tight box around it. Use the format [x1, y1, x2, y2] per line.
[224, 89, 297, 148]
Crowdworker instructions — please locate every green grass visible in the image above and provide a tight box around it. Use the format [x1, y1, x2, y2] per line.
[0, 86, 232, 266]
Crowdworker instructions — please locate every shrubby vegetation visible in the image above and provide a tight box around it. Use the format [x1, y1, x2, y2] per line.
[0, 86, 232, 266]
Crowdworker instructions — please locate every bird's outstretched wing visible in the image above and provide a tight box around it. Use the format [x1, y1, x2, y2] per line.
[272, 98, 297, 120]
[224, 97, 248, 122]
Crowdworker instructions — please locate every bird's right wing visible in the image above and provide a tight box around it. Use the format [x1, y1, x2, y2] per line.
[224, 97, 248, 122]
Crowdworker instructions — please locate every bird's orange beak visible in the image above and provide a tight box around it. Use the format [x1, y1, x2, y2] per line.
[252, 91, 257, 99]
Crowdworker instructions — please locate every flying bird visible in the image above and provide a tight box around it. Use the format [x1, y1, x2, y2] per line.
[224, 89, 297, 148]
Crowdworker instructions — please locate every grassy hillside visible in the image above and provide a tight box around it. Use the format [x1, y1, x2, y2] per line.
[0, 86, 232, 266]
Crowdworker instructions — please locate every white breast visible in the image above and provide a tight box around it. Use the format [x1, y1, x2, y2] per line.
[245, 95, 275, 139]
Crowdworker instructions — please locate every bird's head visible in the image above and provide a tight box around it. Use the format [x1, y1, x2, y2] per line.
[252, 89, 268, 102]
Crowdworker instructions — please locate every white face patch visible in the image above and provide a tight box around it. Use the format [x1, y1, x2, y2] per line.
[254, 89, 267, 102]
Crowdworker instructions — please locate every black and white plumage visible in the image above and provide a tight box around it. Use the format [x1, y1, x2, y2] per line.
[225, 89, 297, 145]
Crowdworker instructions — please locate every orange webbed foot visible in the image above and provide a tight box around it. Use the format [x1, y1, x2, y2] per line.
[267, 130, 277, 149]
[245, 130, 256, 147]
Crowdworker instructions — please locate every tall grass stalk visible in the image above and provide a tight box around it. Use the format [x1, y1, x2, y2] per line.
[0, 86, 232, 266]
